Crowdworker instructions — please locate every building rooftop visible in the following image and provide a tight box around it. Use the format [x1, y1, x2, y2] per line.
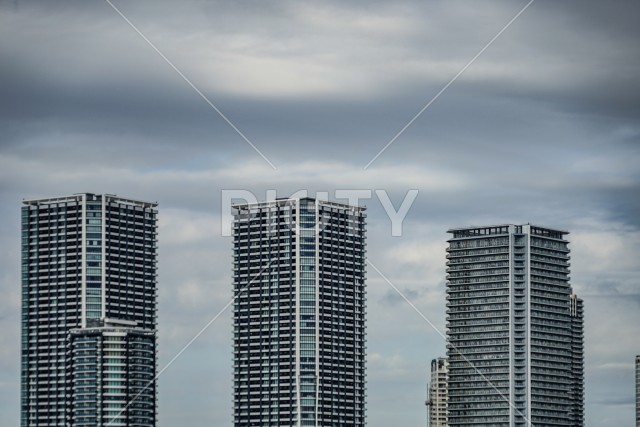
[22, 193, 158, 208]
[448, 223, 569, 239]
[232, 197, 366, 211]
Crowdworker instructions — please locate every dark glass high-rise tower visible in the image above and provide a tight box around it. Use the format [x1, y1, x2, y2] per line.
[21, 193, 158, 427]
[445, 224, 584, 427]
[232, 197, 366, 427]
[636, 355, 640, 427]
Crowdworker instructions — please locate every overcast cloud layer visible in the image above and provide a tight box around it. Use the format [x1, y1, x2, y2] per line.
[1, 0, 639, 426]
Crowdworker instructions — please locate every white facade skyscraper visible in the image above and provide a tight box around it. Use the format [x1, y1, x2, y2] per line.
[569, 294, 585, 426]
[426, 357, 448, 427]
[21, 193, 158, 427]
[232, 197, 366, 427]
[445, 224, 584, 427]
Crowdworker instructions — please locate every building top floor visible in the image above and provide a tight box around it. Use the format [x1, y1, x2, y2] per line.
[232, 197, 367, 214]
[448, 223, 568, 241]
[23, 193, 157, 209]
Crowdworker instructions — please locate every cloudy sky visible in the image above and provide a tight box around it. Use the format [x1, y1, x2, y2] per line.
[1, 0, 639, 425]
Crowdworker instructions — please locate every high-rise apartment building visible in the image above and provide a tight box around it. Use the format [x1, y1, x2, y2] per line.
[232, 197, 366, 427]
[426, 357, 448, 427]
[21, 193, 158, 427]
[445, 224, 584, 427]
[569, 294, 585, 426]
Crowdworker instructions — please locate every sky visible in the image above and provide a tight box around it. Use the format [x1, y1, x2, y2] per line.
[1, 0, 639, 425]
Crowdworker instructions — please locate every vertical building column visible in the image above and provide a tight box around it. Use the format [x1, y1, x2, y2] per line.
[314, 199, 320, 427]
[508, 231, 515, 425]
[295, 199, 302, 427]
[101, 195, 106, 319]
[81, 194, 87, 328]
[524, 228, 532, 426]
